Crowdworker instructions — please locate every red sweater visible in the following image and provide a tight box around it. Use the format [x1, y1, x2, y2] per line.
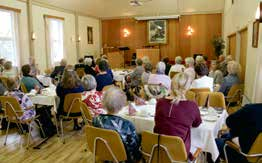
[154, 99, 202, 155]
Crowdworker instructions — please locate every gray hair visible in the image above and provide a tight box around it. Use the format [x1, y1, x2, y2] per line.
[84, 58, 93, 66]
[175, 56, 183, 64]
[185, 57, 194, 66]
[156, 61, 166, 74]
[195, 56, 204, 64]
[102, 87, 127, 114]
[60, 59, 67, 66]
[81, 75, 97, 91]
[227, 61, 241, 75]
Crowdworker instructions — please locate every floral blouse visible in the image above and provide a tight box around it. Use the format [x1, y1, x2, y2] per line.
[82, 90, 106, 116]
[93, 114, 141, 162]
[8, 90, 35, 121]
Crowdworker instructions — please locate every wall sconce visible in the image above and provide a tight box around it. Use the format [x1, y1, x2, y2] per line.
[256, 2, 262, 22]
[123, 28, 130, 37]
[186, 26, 194, 36]
[77, 36, 81, 42]
[31, 32, 36, 40]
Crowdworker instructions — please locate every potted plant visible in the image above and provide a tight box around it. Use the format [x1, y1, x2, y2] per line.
[212, 36, 225, 58]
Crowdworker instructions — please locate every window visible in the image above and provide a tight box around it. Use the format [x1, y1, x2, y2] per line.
[0, 9, 19, 66]
[45, 17, 64, 66]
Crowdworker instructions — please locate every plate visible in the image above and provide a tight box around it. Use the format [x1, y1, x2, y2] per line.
[203, 116, 218, 122]
[200, 110, 208, 116]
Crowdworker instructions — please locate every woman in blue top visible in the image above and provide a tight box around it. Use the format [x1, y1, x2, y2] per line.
[95, 59, 113, 91]
[56, 66, 84, 130]
[21, 64, 43, 92]
[93, 87, 141, 162]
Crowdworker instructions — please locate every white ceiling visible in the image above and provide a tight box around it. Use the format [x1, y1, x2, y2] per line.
[34, 0, 225, 19]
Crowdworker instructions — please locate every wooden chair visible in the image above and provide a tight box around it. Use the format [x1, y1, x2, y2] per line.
[197, 92, 226, 109]
[140, 131, 202, 163]
[85, 125, 127, 163]
[76, 68, 86, 79]
[169, 71, 179, 79]
[189, 88, 211, 94]
[225, 84, 244, 113]
[102, 84, 115, 92]
[0, 96, 45, 149]
[185, 90, 196, 102]
[20, 83, 28, 93]
[0, 76, 8, 87]
[79, 101, 92, 126]
[224, 133, 262, 163]
[60, 93, 82, 143]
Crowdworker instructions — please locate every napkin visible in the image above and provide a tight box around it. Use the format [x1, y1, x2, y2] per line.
[134, 95, 146, 106]
[128, 103, 137, 116]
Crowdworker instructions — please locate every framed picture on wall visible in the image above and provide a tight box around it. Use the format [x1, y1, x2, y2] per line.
[87, 26, 93, 44]
[148, 20, 168, 44]
[252, 21, 259, 48]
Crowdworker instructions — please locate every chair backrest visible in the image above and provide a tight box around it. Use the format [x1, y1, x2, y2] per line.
[102, 84, 114, 92]
[20, 83, 28, 93]
[0, 96, 23, 122]
[141, 131, 188, 163]
[63, 93, 82, 115]
[226, 84, 244, 103]
[80, 101, 92, 125]
[189, 88, 211, 94]
[185, 90, 196, 102]
[85, 125, 127, 162]
[0, 76, 8, 87]
[169, 71, 179, 79]
[76, 68, 86, 78]
[197, 92, 226, 109]
[247, 133, 262, 163]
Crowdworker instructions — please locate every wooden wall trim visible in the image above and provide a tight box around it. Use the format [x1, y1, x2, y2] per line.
[238, 26, 248, 33]
[44, 14, 65, 20]
[0, 5, 21, 13]
[228, 33, 236, 38]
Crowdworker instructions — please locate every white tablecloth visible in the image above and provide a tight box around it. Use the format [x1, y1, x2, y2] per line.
[37, 75, 52, 87]
[112, 70, 131, 81]
[118, 104, 228, 161]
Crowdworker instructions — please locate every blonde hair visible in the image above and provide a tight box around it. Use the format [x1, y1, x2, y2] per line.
[185, 57, 194, 66]
[175, 56, 183, 64]
[171, 72, 191, 103]
[102, 87, 127, 114]
[227, 61, 241, 76]
[195, 56, 205, 64]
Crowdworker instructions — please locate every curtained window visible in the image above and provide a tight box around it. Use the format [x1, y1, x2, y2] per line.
[45, 16, 64, 67]
[0, 9, 20, 66]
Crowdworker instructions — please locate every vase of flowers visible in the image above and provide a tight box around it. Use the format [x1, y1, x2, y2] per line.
[212, 36, 225, 58]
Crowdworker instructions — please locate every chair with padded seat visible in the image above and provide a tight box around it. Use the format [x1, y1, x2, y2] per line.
[196, 92, 226, 110]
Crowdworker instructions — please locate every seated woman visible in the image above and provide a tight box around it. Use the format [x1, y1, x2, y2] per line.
[83, 58, 96, 77]
[141, 62, 153, 85]
[191, 63, 214, 91]
[127, 58, 145, 88]
[148, 61, 171, 91]
[219, 61, 241, 96]
[21, 64, 43, 92]
[154, 72, 202, 159]
[56, 66, 84, 130]
[95, 60, 113, 91]
[93, 87, 141, 162]
[184, 57, 196, 85]
[209, 61, 224, 85]
[168, 56, 185, 76]
[81, 75, 105, 116]
[6, 78, 36, 121]
[2, 61, 18, 78]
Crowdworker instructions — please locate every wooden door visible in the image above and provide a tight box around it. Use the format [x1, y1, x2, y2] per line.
[239, 28, 248, 82]
[228, 34, 236, 60]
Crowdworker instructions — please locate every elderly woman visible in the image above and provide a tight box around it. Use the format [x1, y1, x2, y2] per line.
[209, 61, 224, 85]
[7, 78, 36, 121]
[93, 87, 141, 162]
[219, 61, 241, 96]
[154, 72, 202, 160]
[82, 75, 105, 116]
[191, 63, 214, 91]
[83, 58, 96, 76]
[56, 66, 84, 130]
[184, 57, 195, 85]
[168, 56, 185, 76]
[95, 59, 113, 91]
[21, 64, 43, 92]
[195, 55, 205, 65]
[141, 62, 153, 84]
[2, 61, 18, 78]
[127, 58, 145, 87]
[148, 61, 171, 91]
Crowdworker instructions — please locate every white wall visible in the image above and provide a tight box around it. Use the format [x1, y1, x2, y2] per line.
[0, 0, 101, 72]
[78, 16, 101, 58]
[224, 0, 262, 103]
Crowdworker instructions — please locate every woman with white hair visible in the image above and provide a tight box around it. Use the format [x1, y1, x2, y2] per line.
[195, 55, 205, 64]
[82, 75, 105, 116]
[184, 57, 196, 84]
[83, 58, 96, 76]
[93, 87, 141, 162]
[219, 61, 241, 95]
[154, 72, 202, 160]
[168, 56, 185, 76]
[147, 61, 171, 91]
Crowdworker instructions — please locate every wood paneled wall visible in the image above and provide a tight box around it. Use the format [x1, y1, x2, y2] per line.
[102, 14, 222, 62]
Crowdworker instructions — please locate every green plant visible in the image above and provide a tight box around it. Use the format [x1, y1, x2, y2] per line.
[212, 36, 225, 58]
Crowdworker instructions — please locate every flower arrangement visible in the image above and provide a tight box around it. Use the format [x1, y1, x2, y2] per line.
[212, 36, 225, 58]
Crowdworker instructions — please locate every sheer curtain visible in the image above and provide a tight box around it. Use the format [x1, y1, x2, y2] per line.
[0, 9, 20, 67]
[45, 17, 64, 67]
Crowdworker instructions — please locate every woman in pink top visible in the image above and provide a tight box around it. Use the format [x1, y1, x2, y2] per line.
[154, 72, 202, 159]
